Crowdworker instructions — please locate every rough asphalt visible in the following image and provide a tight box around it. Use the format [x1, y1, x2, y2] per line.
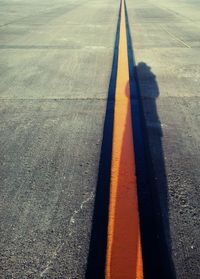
[126, 0, 200, 278]
[0, 0, 200, 278]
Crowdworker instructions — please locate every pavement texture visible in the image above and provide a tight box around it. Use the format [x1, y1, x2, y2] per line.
[0, 0, 200, 278]
[126, 0, 200, 278]
[0, 0, 119, 278]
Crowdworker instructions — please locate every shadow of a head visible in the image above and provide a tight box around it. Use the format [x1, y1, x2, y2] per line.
[137, 62, 159, 99]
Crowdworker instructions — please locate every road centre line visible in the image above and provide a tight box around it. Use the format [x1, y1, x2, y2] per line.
[105, 0, 143, 278]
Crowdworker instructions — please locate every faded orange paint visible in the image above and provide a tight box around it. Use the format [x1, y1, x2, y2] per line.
[105, 0, 143, 278]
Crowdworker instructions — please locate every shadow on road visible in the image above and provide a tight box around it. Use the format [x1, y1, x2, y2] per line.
[85, 4, 121, 279]
[86, 2, 176, 278]
[131, 61, 176, 279]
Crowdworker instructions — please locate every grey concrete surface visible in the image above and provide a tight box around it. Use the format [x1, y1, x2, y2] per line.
[126, 0, 200, 278]
[1, 0, 200, 278]
[0, 0, 119, 278]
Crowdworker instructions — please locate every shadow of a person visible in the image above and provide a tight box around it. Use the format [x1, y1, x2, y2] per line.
[134, 62, 176, 278]
[86, 4, 177, 277]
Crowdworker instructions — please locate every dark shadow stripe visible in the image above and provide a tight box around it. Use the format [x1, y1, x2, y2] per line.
[124, 1, 176, 278]
[85, 3, 121, 279]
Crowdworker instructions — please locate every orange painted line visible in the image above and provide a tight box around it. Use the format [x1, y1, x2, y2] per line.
[105, 0, 143, 278]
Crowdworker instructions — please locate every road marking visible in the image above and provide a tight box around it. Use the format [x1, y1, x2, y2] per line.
[105, 0, 143, 278]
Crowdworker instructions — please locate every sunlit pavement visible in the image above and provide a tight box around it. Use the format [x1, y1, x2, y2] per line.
[0, 0, 199, 278]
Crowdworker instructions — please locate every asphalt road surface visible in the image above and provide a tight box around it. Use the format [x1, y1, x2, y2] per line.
[0, 0, 199, 278]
